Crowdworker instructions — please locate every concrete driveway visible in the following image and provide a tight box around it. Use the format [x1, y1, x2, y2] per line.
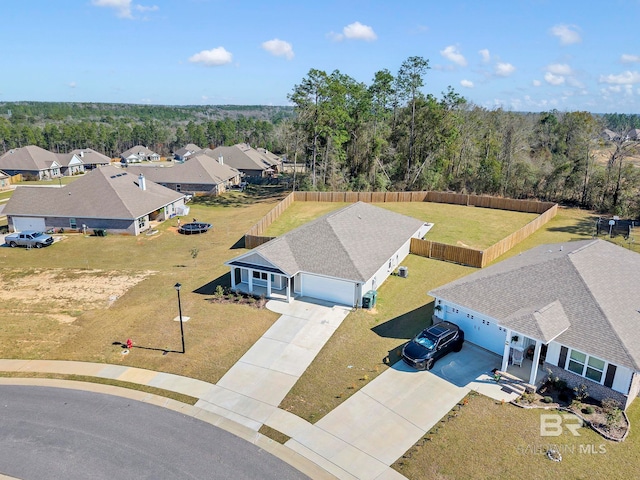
[285, 342, 515, 480]
[196, 297, 352, 430]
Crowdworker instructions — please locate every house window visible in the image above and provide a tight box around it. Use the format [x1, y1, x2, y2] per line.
[138, 217, 145, 228]
[586, 357, 605, 382]
[566, 349, 605, 383]
[252, 271, 267, 280]
[567, 350, 586, 375]
[176, 184, 181, 192]
[69, 218, 77, 229]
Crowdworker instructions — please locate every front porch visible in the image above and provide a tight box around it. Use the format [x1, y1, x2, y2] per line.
[506, 357, 547, 388]
[232, 282, 295, 302]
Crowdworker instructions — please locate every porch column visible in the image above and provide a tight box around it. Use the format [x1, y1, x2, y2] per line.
[286, 276, 291, 303]
[248, 269, 253, 293]
[529, 340, 542, 385]
[230, 267, 236, 290]
[501, 328, 511, 372]
[266, 273, 272, 298]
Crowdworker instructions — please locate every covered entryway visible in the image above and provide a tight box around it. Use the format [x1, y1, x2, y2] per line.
[301, 274, 356, 307]
[12, 216, 46, 232]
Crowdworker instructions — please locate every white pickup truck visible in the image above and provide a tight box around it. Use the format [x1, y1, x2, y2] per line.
[5, 230, 54, 248]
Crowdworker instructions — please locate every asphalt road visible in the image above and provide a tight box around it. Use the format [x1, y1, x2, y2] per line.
[0, 385, 308, 480]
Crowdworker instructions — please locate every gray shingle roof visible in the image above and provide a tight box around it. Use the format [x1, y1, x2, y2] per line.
[430, 240, 640, 370]
[4, 165, 184, 220]
[230, 202, 426, 282]
[121, 145, 157, 159]
[200, 144, 273, 172]
[124, 155, 240, 185]
[70, 148, 111, 166]
[0, 145, 60, 171]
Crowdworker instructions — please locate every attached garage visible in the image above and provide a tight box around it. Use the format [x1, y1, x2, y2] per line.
[444, 309, 507, 355]
[301, 274, 356, 307]
[12, 216, 46, 232]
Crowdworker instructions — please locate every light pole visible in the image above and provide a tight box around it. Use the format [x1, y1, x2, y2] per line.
[174, 283, 185, 353]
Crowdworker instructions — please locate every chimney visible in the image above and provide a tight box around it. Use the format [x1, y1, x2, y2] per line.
[138, 173, 146, 191]
[218, 155, 224, 165]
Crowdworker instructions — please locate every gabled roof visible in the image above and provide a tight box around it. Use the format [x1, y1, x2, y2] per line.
[4, 165, 184, 220]
[121, 145, 157, 158]
[200, 144, 274, 172]
[0, 169, 9, 179]
[55, 153, 83, 167]
[70, 148, 111, 166]
[228, 202, 427, 282]
[429, 240, 640, 370]
[124, 154, 240, 185]
[174, 144, 201, 157]
[0, 145, 60, 171]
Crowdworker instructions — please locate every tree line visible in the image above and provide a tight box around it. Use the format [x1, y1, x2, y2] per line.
[1, 59, 639, 217]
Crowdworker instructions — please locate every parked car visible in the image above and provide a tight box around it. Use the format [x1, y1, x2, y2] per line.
[402, 321, 464, 370]
[178, 222, 212, 235]
[5, 230, 54, 248]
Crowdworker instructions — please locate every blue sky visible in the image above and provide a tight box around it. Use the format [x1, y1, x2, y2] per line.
[1, 0, 640, 113]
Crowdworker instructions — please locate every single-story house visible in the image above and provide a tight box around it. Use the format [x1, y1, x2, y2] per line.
[121, 145, 160, 163]
[55, 152, 85, 176]
[199, 144, 278, 178]
[0, 170, 10, 190]
[3, 165, 186, 235]
[70, 148, 112, 169]
[0, 145, 62, 180]
[173, 143, 201, 162]
[429, 239, 640, 409]
[225, 202, 432, 306]
[124, 154, 241, 195]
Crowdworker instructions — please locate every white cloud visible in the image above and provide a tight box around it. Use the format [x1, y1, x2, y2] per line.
[621, 54, 640, 63]
[495, 62, 515, 77]
[188, 47, 233, 66]
[440, 45, 467, 67]
[479, 49, 491, 63]
[599, 71, 640, 84]
[544, 72, 565, 85]
[532, 79, 541, 86]
[261, 39, 294, 60]
[550, 24, 581, 45]
[546, 63, 572, 75]
[92, 0, 132, 18]
[330, 21, 377, 41]
[460, 79, 474, 88]
[92, 0, 158, 19]
[69, 81, 77, 88]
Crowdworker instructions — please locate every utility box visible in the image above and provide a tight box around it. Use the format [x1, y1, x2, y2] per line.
[94, 229, 107, 237]
[362, 290, 377, 309]
[398, 266, 408, 278]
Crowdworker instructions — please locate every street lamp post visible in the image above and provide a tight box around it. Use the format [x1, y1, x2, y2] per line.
[174, 282, 185, 354]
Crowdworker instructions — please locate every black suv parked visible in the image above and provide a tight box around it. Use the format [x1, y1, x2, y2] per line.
[402, 321, 464, 370]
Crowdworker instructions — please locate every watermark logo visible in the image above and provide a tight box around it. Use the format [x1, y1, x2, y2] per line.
[540, 413, 583, 437]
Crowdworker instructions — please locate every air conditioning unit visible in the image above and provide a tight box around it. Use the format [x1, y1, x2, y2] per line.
[398, 266, 408, 278]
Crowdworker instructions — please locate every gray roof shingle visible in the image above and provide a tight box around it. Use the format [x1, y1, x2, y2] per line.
[0, 145, 60, 171]
[232, 202, 427, 282]
[430, 240, 640, 370]
[124, 155, 240, 185]
[4, 165, 184, 220]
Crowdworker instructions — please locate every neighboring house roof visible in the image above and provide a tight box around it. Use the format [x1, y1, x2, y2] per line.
[256, 148, 281, 167]
[121, 145, 157, 159]
[55, 153, 83, 167]
[429, 240, 640, 370]
[124, 154, 240, 185]
[174, 144, 201, 157]
[0, 145, 61, 172]
[3, 165, 184, 220]
[199, 144, 275, 173]
[230, 202, 427, 282]
[70, 148, 111, 166]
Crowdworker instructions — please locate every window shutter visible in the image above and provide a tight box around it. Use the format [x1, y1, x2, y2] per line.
[604, 364, 617, 388]
[558, 346, 568, 369]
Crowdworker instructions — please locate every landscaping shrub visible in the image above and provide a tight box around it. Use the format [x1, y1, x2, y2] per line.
[583, 405, 595, 415]
[542, 396, 553, 404]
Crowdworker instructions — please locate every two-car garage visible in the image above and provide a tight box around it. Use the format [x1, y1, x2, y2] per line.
[11, 216, 46, 232]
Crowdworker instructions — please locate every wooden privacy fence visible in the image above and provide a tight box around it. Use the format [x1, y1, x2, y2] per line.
[243, 190, 558, 266]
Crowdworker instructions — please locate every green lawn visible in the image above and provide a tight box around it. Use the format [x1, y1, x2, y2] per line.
[393, 393, 640, 480]
[264, 201, 539, 249]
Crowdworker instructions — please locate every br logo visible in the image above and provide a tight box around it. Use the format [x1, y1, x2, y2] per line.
[540, 413, 583, 436]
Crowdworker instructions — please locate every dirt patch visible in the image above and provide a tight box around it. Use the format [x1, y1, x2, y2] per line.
[0, 268, 154, 321]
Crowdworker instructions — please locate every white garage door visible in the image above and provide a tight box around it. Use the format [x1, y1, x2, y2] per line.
[302, 274, 356, 306]
[445, 307, 506, 355]
[12, 217, 46, 232]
